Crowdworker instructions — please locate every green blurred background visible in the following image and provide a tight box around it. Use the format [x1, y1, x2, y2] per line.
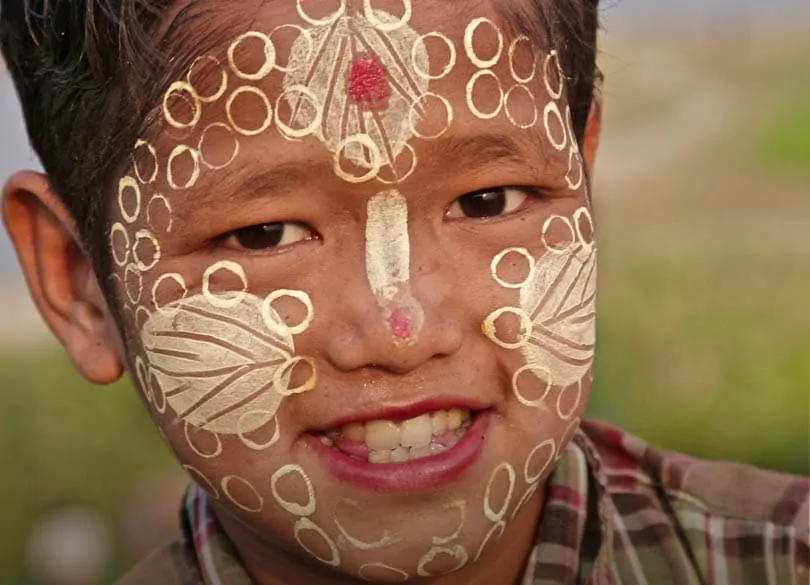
[1, 15, 809, 585]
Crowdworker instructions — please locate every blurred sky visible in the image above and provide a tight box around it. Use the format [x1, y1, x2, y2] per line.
[1, 0, 809, 281]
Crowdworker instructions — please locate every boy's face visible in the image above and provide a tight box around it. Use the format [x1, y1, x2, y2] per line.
[104, 0, 595, 580]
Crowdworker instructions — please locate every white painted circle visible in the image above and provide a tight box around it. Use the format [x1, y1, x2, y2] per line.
[133, 230, 161, 272]
[149, 371, 167, 414]
[124, 263, 143, 305]
[187, 55, 228, 103]
[151, 273, 187, 312]
[376, 142, 417, 185]
[505, 85, 538, 129]
[556, 380, 583, 421]
[118, 176, 141, 223]
[566, 145, 584, 191]
[464, 17, 504, 69]
[466, 69, 504, 120]
[226, 86, 273, 136]
[491, 247, 535, 289]
[198, 122, 240, 170]
[221, 475, 264, 513]
[228, 31, 275, 81]
[333, 134, 382, 183]
[509, 35, 536, 83]
[417, 545, 468, 577]
[182, 465, 220, 499]
[110, 223, 130, 267]
[542, 214, 576, 255]
[294, 518, 341, 566]
[269, 25, 313, 73]
[166, 144, 201, 190]
[134, 356, 150, 403]
[482, 307, 532, 350]
[271, 464, 316, 516]
[511, 364, 553, 408]
[202, 261, 248, 308]
[509, 482, 539, 521]
[132, 140, 158, 184]
[162, 81, 202, 129]
[573, 206, 594, 250]
[146, 195, 173, 233]
[364, 0, 412, 31]
[184, 421, 223, 459]
[408, 92, 453, 140]
[543, 101, 567, 151]
[524, 439, 556, 483]
[474, 520, 506, 562]
[543, 50, 564, 100]
[412, 32, 456, 80]
[262, 289, 314, 336]
[296, 0, 346, 26]
[273, 356, 317, 396]
[237, 412, 280, 451]
[483, 462, 516, 523]
[276, 85, 322, 139]
[358, 563, 409, 582]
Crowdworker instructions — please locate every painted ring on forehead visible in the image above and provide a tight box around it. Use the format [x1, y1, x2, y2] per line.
[543, 50, 564, 100]
[118, 176, 141, 223]
[408, 92, 453, 140]
[556, 380, 582, 421]
[358, 564, 409, 582]
[363, 0, 412, 31]
[417, 545, 469, 577]
[411, 32, 456, 80]
[237, 412, 280, 451]
[482, 307, 532, 350]
[377, 142, 417, 185]
[202, 261, 248, 308]
[226, 86, 274, 136]
[162, 81, 202, 129]
[182, 465, 220, 499]
[511, 364, 553, 408]
[198, 122, 240, 170]
[524, 439, 555, 484]
[110, 223, 130, 267]
[483, 461, 516, 522]
[573, 207, 594, 249]
[187, 55, 229, 103]
[222, 475, 265, 513]
[491, 247, 535, 289]
[505, 85, 539, 129]
[167, 145, 201, 190]
[275, 85, 322, 139]
[273, 356, 317, 396]
[269, 25, 313, 73]
[543, 101, 567, 151]
[271, 464, 316, 516]
[132, 140, 159, 184]
[509, 482, 539, 521]
[509, 36, 537, 84]
[294, 518, 340, 567]
[541, 214, 576, 254]
[228, 31, 276, 81]
[262, 289, 314, 336]
[333, 134, 383, 183]
[124, 264, 143, 305]
[184, 421, 223, 459]
[133, 230, 161, 272]
[432, 500, 467, 545]
[146, 195, 173, 233]
[474, 520, 506, 562]
[464, 17, 504, 69]
[151, 273, 188, 313]
[296, 0, 346, 26]
[466, 69, 504, 120]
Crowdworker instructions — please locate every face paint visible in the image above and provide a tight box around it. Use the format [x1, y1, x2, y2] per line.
[364, 189, 424, 343]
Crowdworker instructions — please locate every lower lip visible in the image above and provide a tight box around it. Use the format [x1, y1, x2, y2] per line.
[304, 410, 491, 492]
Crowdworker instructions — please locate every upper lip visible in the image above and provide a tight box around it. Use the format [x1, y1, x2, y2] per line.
[308, 396, 490, 433]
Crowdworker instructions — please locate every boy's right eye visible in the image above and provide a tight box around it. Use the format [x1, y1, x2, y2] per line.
[220, 221, 316, 251]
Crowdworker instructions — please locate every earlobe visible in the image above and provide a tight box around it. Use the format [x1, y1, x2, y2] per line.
[582, 92, 602, 180]
[2, 171, 124, 384]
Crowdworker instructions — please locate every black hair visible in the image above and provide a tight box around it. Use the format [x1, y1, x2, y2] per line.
[0, 0, 601, 287]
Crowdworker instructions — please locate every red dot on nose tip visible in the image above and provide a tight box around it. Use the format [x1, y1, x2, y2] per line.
[389, 307, 413, 340]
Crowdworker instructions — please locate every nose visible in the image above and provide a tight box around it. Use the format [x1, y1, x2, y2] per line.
[321, 191, 464, 375]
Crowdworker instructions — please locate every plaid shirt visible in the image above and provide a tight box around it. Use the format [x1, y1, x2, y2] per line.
[117, 420, 810, 585]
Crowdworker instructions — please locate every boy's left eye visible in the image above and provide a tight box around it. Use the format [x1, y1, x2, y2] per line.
[445, 187, 529, 219]
[220, 221, 315, 251]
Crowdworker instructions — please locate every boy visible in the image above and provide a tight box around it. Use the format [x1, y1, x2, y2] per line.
[1, 1, 807, 583]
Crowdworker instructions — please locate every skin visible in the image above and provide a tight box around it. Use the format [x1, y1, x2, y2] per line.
[3, 1, 602, 584]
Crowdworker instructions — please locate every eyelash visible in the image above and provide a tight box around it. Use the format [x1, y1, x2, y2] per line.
[217, 186, 539, 253]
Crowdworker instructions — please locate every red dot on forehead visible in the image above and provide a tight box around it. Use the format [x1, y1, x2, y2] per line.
[347, 53, 391, 112]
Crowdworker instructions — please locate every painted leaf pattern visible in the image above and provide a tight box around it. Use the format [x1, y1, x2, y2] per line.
[141, 293, 295, 434]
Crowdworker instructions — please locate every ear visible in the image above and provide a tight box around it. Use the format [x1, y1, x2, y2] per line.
[581, 91, 602, 179]
[2, 171, 124, 384]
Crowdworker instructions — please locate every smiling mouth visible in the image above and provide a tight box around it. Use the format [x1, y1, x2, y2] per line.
[316, 408, 476, 464]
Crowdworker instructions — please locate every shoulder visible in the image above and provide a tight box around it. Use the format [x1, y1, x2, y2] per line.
[114, 540, 190, 585]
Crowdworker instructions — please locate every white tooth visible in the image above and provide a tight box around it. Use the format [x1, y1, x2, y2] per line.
[448, 408, 463, 431]
[431, 410, 448, 435]
[365, 420, 401, 451]
[409, 445, 432, 460]
[429, 443, 446, 455]
[400, 414, 432, 448]
[343, 422, 365, 442]
[391, 447, 409, 462]
[368, 450, 392, 464]
[320, 435, 334, 447]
